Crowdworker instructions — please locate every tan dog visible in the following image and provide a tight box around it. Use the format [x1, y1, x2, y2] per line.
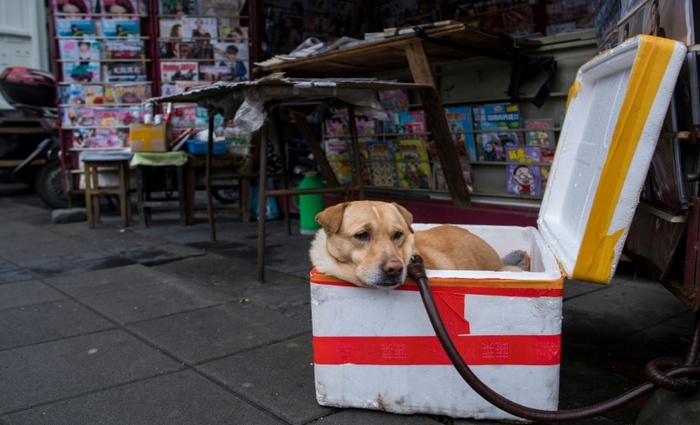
[309, 200, 508, 288]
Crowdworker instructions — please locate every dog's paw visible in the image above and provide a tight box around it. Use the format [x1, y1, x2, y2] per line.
[502, 250, 530, 272]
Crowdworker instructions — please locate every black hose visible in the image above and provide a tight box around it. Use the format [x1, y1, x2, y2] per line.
[407, 255, 700, 423]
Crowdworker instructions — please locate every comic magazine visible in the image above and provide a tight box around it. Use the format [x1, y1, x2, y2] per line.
[505, 145, 542, 197]
[62, 106, 96, 127]
[101, 18, 140, 37]
[324, 116, 349, 137]
[105, 62, 147, 82]
[445, 105, 476, 161]
[432, 163, 472, 192]
[85, 85, 106, 104]
[93, 128, 129, 148]
[395, 139, 431, 190]
[95, 107, 121, 126]
[323, 139, 352, 184]
[170, 104, 198, 128]
[472, 103, 522, 130]
[55, 18, 95, 37]
[160, 62, 199, 82]
[540, 148, 555, 192]
[58, 84, 87, 105]
[398, 110, 427, 140]
[112, 82, 152, 104]
[525, 118, 555, 148]
[365, 140, 398, 188]
[104, 39, 145, 59]
[71, 128, 97, 149]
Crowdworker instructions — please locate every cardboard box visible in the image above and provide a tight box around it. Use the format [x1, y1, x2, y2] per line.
[130, 123, 169, 152]
[310, 36, 687, 421]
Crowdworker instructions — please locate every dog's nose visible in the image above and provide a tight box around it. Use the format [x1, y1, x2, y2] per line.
[383, 259, 404, 277]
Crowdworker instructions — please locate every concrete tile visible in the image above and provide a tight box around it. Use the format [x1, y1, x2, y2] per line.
[198, 333, 333, 425]
[562, 278, 689, 345]
[154, 253, 261, 294]
[0, 329, 182, 414]
[75, 277, 231, 325]
[2, 370, 284, 425]
[0, 299, 115, 350]
[15, 256, 88, 279]
[0, 280, 66, 310]
[44, 264, 183, 298]
[128, 303, 310, 365]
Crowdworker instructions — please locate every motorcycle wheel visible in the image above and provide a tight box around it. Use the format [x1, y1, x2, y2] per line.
[34, 160, 84, 209]
[212, 186, 240, 204]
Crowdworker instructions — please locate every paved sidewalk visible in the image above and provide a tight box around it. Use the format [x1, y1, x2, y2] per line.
[0, 183, 696, 425]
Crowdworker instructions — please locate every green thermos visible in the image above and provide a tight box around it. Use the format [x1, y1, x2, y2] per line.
[293, 171, 325, 235]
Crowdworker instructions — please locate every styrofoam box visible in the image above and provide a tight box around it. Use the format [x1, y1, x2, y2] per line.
[309, 36, 687, 421]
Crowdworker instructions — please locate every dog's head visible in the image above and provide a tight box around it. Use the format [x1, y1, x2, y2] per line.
[309, 201, 415, 289]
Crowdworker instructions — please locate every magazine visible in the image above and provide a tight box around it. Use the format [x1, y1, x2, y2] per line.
[160, 40, 199, 59]
[199, 65, 230, 81]
[395, 139, 431, 190]
[63, 61, 101, 83]
[324, 116, 349, 137]
[105, 62, 147, 82]
[365, 140, 398, 188]
[159, 0, 197, 15]
[524, 118, 555, 148]
[58, 85, 86, 105]
[55, 18, 95, 37]
[323, 139, 352, 184]
[58, 39, 100, 61]
[445, 105, 476, 161]
[160, 62, 199, 82]
[103, 39, 145, 59]
[101, 18, 139, 37]
[219, 26, 248, 42]
[112, 82, 152, 104]
[398, 110, 427, 140]
[62, 106, 97, 127]
[54, 0, 94, 15]
[198, 0, 242, 17]
[475, 131, 522, 162]
[100, 0, 138, 15]
[170, 104, 198, 128]
[159, 18, 183, 39]
[71, 128, 97, 148]
[182, 17, 217, 42]
[473, 103, 522, 130]
[432, 163, 472, 192]
[505, 145, 542, 197]
[95, 107, 121, 126]
[85, 84, 106, 104]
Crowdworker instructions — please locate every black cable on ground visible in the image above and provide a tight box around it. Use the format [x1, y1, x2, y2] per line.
[407, 255, 700, 423]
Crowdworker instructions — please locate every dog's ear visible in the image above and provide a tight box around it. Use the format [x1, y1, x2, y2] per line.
[315, 202, 348, 234]
[392, 202, 414, 234]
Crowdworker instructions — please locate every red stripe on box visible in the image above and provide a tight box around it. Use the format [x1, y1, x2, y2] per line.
[310, 280, 563, 298]
[313, 334, 561, 366]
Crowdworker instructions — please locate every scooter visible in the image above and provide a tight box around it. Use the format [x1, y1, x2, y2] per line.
[0, 67, 79, 208]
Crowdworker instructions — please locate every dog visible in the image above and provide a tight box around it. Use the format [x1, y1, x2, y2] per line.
[309, 200, 516, 288]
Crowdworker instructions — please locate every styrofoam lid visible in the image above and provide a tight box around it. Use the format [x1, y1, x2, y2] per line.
[537, 35, 687, 284]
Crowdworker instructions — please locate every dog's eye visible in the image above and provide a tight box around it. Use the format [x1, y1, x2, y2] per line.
[354, 231, 370, 241]
[393, 231, 403, 240]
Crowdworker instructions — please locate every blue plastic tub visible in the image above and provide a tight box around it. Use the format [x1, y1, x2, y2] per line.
[186, 139, 227, 155]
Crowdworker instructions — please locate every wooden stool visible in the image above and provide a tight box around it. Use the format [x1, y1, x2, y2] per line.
[83, 158, 132, 228]
[135, 164, 187, 227]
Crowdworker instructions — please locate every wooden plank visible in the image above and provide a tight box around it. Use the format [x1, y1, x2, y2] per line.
[292, 111, 340, 187]
[405, 40, 471, 207]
